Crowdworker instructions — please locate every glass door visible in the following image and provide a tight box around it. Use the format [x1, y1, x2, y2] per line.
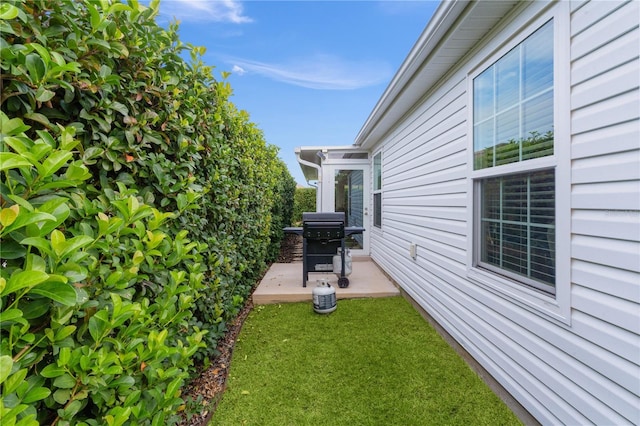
[329, 166, 369, 255]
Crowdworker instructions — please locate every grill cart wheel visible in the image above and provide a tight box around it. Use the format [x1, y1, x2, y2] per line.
[338, 277, 349, 288]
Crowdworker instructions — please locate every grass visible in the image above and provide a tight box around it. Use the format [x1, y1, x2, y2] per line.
[211, 296, 522, 426]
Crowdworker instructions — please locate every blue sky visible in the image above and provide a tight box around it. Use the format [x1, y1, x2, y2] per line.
[151, 0, 440, 185]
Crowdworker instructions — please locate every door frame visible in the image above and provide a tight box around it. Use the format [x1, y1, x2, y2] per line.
[323, 162, 370, 256]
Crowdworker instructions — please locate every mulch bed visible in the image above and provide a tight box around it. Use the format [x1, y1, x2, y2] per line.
[177, 233, 301, 425]
[177, 300, 253, 426]
[276, 233, 302, 263]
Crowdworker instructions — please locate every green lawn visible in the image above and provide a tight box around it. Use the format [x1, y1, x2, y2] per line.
[212, 296, 522, 425]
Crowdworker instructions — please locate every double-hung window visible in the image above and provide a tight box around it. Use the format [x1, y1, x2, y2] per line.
[471, 20, 556, 295]
[373, 152, 382, 228]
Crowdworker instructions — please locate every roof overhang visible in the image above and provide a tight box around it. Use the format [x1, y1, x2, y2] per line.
[295, 145, 369, 183]
[354, 0, 520, 149]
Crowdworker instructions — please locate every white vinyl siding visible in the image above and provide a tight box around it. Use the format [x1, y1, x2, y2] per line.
[368, 0, 639, 424]
[568, 3, 640, 421]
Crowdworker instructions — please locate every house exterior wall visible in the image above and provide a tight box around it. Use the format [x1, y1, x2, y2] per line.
[369, 1, 639, 424]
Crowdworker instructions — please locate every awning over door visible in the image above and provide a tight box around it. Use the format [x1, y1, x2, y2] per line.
[295, 145, 368, 184]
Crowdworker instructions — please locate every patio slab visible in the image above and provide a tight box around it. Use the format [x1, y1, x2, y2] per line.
[252, 257, 399, 305]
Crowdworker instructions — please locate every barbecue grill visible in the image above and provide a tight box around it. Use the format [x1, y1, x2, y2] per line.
[284, 212, 364, 288]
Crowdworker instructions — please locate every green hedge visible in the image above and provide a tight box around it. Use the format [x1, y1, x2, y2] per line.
[0, 0, 294, 424]
[292, 187, 317, 224]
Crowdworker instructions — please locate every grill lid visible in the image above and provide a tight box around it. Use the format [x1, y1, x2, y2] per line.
[302, 212, 345, 223]
[302, 212, 345, 239]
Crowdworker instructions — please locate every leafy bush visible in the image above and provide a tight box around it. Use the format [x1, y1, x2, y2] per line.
[266, 164, 296, 262]
[0, 113, 206, 424]
[1, 0, 295, 423]
[293, 187, 317, 224]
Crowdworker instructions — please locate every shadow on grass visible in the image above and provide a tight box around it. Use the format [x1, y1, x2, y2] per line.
[212, 296, 522, 425]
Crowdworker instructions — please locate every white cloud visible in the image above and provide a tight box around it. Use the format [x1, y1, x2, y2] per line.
[228, 54, 392, 90]
[232, 65, 246, 75]
[159, 0, 253, 23]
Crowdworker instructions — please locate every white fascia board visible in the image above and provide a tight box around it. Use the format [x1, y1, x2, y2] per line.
[295, 145, 360, 153]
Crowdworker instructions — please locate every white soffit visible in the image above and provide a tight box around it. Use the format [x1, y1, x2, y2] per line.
[295, 146, 368, 182]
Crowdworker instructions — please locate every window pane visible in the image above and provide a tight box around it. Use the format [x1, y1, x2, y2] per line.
[502, 223, 528, 276]
[474, 121, 494, 169]
[529, 170, 555, 224]
[523, 91, 553, 135]
[473, 20, 554, 170]
[523, 21, 553, 98]
[530, 225, 555, 283]
[373, 153, 382, 191]
[479, 169, 555, 290]
[502, 175, 527, 223]
[474, 69, 494, 122]
[495, 107, 520, 166]
[496, 49, 520, 111]
[481, 178, 500, 220]
[496, 107, 519, 145]
[373, 152, 382, 229]
[481, 220, 500, 265]
[522, 91, 554, 160]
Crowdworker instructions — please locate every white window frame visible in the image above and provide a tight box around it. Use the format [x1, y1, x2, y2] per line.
[372, 150, 383, 230]
[466, 3, 571, 325]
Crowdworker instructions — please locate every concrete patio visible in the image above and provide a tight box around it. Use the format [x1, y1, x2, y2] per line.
[252, 257, 400, 305]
